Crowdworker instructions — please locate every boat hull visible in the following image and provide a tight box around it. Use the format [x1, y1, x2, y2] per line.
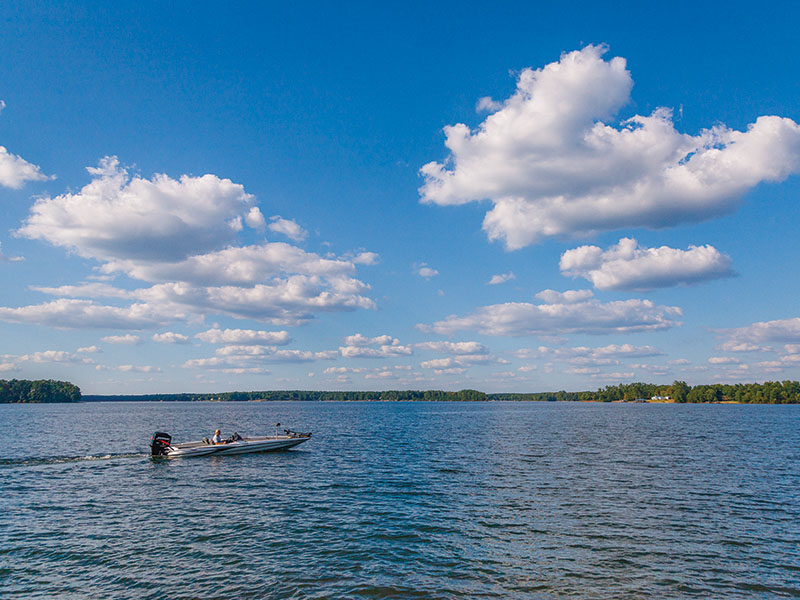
[161, 435, 310, 458]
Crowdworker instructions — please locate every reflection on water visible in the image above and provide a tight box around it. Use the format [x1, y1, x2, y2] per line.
[2, 401, 799, 599]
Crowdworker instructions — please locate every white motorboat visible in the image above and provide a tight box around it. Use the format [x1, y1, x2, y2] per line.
[150, 429, 311, 458]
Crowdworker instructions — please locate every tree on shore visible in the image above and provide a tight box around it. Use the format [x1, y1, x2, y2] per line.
[0, 379, 81, 403]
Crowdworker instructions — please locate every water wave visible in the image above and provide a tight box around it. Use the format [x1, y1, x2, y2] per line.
[0, 452, 145, 467]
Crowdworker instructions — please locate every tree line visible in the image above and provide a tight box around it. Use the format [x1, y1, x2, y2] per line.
[83, 389, 489, 402]
[0, 379, 81, 403]
[5, 380, 800, 404]
[492, 380, 800, 404]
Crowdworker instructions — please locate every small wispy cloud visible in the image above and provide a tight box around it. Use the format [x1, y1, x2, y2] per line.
[487, 272, 515, 285]
[101, 334, 142, 345]
[268, 215, 307, 242]
[415, 263, 439, 279]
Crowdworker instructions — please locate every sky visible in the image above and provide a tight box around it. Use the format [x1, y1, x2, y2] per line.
[1, 1, 800, 394]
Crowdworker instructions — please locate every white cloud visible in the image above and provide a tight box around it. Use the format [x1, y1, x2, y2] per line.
[56, 244, 375, 326]
[182, 357, 227, 368]
[560, 237, 733, 291]
[19, 350, 94, 364]
[32, 283, 134, 299]
[420, 45, 800, 249]
[668, 358, 691, 365]
[434, 367, 467, 376]
[519, 343, 662, 370]
[152, 332, 190, 344]
[29, 274, 375, 329]
[268, 216, 307, 242]
[352, 252, 379, 265]
[0, 348, 97, 370]
[184, 346, 337, 370]
[420, 292, 681, 336]
[18, 157, 258, 262]
[77, 345, 101, 354]
[708, 356, 741, 365]
[419, 353, 504, 369]
[195, 327, 291, 346]
[421, 358, 456, 369]
[9, 157, 376, 330]
[588, 343, 662, 358]
[565, 366, 601, 375]
[135, 279, 374, 326]
[344, 333, 396, 346]
[717, 340, 769, 353]
[538, 343, 662, 361]
[488, 272, 515, 285]
[219, 367, 273, 375]
[0, 242, 23, 263]
[340, 333, 412, 358]
[102, 242, 356, 285]
[339, 346, 410, 358]
[261, 349, 337, 362]
[416, 264, 439, 279]
[631, 363, 670, 376]
[215, 345, 276, 356]
[476, 96, 503, 112]
[245, 207, 266, 229]
[322, 365, 404, 380]
[755, 360, 786, 373]
[365, 370, 397, 379]
[534, 289, 594, 304]
[216, 346, 338, 362]
[97, 364, 161, 373]
[591, 371, 635, 381]
[724, 317, 800, 343]
[416, 341, 489, 355]
[0, 143, 50, 189]
[101, 334, 142, 345]
[0, 299, 176, 329]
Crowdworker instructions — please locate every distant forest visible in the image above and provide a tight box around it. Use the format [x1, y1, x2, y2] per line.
[4, 379, 800, 404]
[495, 380, 800, 404]
[0, 379, 81, 403]
[83, 389, 490, 403]
[83, 381, 800, 404]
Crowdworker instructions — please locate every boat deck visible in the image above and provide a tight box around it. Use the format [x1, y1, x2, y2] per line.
[174, 435, 303, 449]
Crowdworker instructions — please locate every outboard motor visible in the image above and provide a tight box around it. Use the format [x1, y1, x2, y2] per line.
[150, 432, 172, 456]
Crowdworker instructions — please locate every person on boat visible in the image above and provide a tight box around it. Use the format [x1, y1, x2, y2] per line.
[211, 429, 225, 444]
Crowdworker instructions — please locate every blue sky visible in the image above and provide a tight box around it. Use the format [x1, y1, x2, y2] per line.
[1, 1, 800, 394]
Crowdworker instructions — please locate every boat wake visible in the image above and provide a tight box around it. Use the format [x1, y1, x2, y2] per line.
[0, 452, 146, 467]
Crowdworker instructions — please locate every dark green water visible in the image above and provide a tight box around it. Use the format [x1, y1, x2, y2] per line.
[2, 401, 799, 599]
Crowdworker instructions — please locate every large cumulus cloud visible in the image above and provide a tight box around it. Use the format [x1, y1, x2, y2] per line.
[420, 45, 800, 249]
[2, 158, 375, 328]
[18, 156, 260, 261]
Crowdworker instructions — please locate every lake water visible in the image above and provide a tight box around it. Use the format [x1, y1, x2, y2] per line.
[2, 401, 799, 599]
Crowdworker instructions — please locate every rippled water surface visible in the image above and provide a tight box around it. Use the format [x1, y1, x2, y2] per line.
[2, 401, 800, 599]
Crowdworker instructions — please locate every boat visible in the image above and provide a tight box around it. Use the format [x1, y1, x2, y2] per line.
[150, 428, 311, 458]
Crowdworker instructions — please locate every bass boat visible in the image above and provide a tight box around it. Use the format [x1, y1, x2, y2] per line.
[150, 428, 311, 458]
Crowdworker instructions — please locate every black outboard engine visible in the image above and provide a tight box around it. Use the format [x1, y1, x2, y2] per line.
[150, 432, 172, 456]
